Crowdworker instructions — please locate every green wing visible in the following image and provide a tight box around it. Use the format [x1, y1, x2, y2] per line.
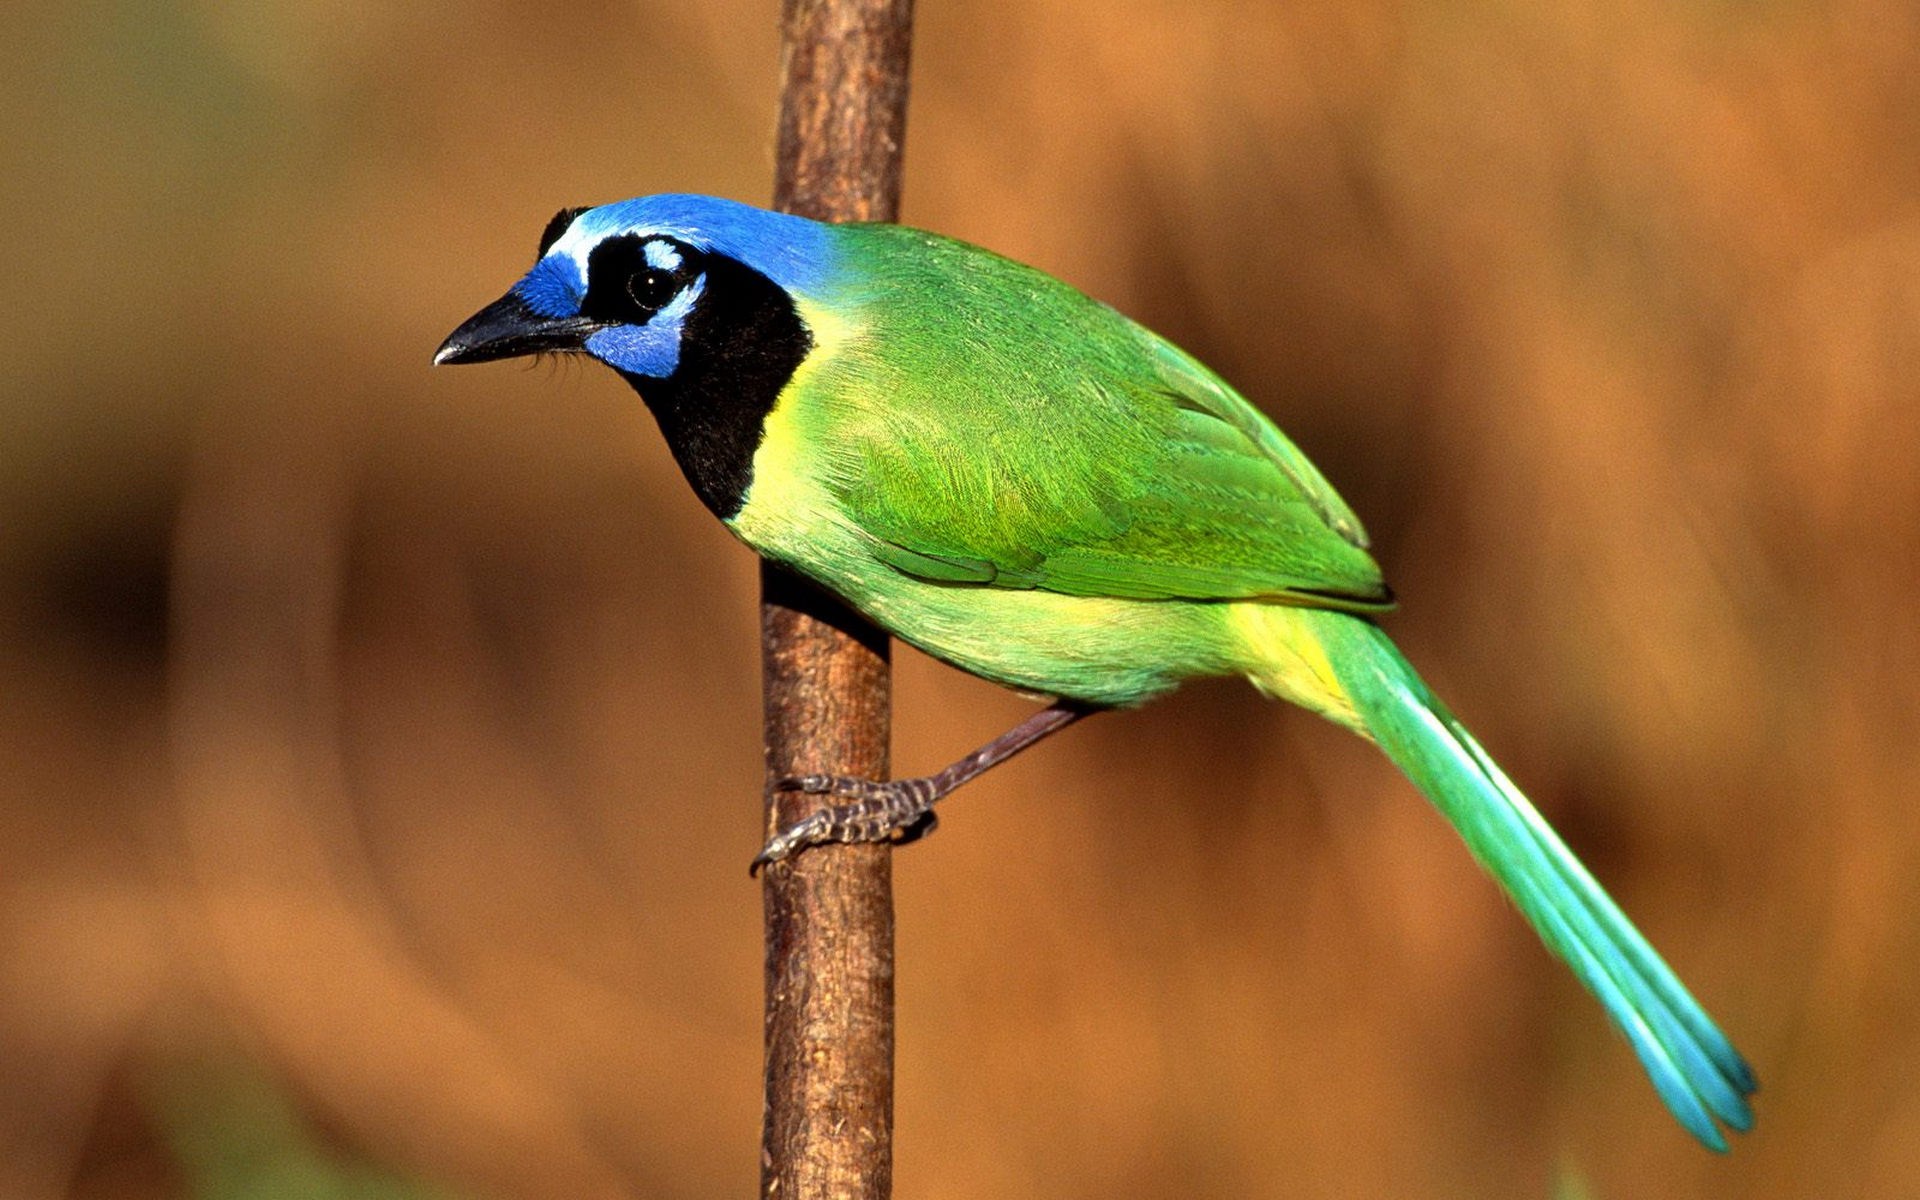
[810, 225, 1392, 612]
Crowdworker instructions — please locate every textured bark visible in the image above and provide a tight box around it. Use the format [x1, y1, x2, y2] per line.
[760, 1, 912, 1197]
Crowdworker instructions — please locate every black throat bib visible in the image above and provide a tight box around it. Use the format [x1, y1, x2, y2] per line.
[621, 256, 812, 520]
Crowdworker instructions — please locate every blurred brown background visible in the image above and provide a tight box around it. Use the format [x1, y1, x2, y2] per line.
[3, 0, 1916, 1196]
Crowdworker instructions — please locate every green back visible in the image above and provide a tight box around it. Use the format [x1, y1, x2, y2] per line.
[792, 223, 1390, 611]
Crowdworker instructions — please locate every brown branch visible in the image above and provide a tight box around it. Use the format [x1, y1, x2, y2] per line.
[760, 2, 913, 1198]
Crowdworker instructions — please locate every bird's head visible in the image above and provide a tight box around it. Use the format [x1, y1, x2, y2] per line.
[434, 193, 834, 382]
[435, 194, 840, 517]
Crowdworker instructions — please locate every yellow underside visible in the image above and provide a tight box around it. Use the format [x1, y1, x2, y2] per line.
[1226, 603, 1364, 733]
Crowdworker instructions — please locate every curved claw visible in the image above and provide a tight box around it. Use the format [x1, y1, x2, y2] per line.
[893, 809, 939, 846]
[773, 774, 835, 795]
[749, 813, 826, 877]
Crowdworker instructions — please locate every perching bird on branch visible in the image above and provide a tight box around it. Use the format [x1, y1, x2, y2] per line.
[436, 193, 1755, 1151]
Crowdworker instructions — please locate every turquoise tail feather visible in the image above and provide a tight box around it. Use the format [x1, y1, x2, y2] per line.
[1310, 613, 1756, 1150]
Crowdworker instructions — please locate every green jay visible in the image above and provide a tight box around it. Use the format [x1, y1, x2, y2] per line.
[437, 193, 1755, 1149]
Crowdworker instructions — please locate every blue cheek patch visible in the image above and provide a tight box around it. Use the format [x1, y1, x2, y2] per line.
[584, 275, 706, 378]
[585, 323, 681, 377]
[515, 254, 585, 317]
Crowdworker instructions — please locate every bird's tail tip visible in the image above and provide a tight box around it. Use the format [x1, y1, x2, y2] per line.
[1254, 606, 1758, 1152]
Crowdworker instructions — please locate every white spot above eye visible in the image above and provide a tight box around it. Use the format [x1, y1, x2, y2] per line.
[644, 239, 684, 271]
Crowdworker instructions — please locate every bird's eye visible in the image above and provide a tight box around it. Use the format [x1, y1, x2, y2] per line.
[580, 234, 695, 324]
[627, 269, 676, 311]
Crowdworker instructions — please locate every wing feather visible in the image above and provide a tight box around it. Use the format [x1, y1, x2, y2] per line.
[806, 225, 1393, 612]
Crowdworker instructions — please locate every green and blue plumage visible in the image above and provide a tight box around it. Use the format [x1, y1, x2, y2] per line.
[438, 193, 1756, 1149]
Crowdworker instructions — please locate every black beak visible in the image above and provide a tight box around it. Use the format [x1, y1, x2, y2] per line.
[433, 291, 603, 365]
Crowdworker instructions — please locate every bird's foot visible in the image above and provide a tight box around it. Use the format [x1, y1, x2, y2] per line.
[750, 775, 943, 875]
[750, 703, 1099, 876]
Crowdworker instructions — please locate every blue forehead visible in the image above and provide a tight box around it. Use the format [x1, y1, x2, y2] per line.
[518, 255, 586, 317]
[516, 194, 838, 319]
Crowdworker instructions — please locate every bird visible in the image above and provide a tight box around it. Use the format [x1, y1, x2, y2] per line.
[435, 192, 1756, 1150]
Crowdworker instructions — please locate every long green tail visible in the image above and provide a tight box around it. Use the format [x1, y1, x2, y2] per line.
[1308, 612, 1756, 1150]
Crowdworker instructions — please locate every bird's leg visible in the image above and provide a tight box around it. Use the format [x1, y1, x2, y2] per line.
[751, 701, 1098, 873]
